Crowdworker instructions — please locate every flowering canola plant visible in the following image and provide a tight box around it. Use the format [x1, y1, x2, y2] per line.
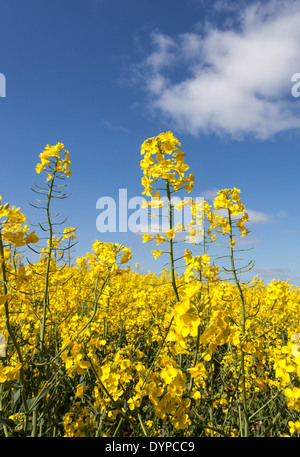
[0, 134, 299, 437]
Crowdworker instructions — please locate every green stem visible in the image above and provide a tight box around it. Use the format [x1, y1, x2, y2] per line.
[165, 180, 182, 368]
[138, 413, 149, 437]
[165, 180, 179, 303]
[40, 170, 56, 356]
[113, 417, 124, 437]
[228, 209, 248, 437]
[0, 384, 9, 437]
[32, 168, 57, 437]
[31, 410, 37, 437]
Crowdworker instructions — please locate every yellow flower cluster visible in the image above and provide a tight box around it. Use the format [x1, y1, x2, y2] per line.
[0, 196, 39, 254]
[35, 142, 72, 176]
[211, 188, 249, 238]
[140, 131, 194, 196]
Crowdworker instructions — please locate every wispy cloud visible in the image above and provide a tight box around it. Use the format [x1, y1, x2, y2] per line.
[136, 0, 300, 139]
[236, 236, 261, 246]
[214, 207, 272, 223]
[201, 188, 219, 200]
[100, 119, 129, 133]
[276, 211, 288, 218]
[201, 189, 273, 223]
[253, 267, 292, 280]
[246, 209, 272, 224]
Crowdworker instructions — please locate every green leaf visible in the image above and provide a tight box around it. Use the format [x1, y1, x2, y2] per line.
[0, 415, 15, 429]
[20, 383, 53, 412]
[12, 388, 21, 410]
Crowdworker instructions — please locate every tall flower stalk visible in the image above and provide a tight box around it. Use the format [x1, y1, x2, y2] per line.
[140, 132, 194, 298]
[140, 132, 194, 369]
[212, 188, 251, 436]
[29, 142, 73, 435]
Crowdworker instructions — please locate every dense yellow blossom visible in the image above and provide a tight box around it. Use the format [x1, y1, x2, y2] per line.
[0, 135, 299, 438]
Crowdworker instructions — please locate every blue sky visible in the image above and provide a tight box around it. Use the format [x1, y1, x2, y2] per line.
[1, 0, 300, 285]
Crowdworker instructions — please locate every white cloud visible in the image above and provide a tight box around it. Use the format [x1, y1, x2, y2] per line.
[145, 32, 177, 72]
[200, 189, 273, 223]
[201, 188, 219, 200]
[253, 267, 291, 279]
[215, 207, 272, 223]
[235, 236, 261, 246]
[138, 0, 300, 139]
[245, 209, 272, 224]
[276, 211, 288, 218]
[100, 119, 129, 132]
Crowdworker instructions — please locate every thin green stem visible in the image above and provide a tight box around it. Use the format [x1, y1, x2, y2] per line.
[228, 209, 248, 437]
[165, 180, 179, 303]
[165, 180, 182, 369]
[39, 169, 56, 356]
